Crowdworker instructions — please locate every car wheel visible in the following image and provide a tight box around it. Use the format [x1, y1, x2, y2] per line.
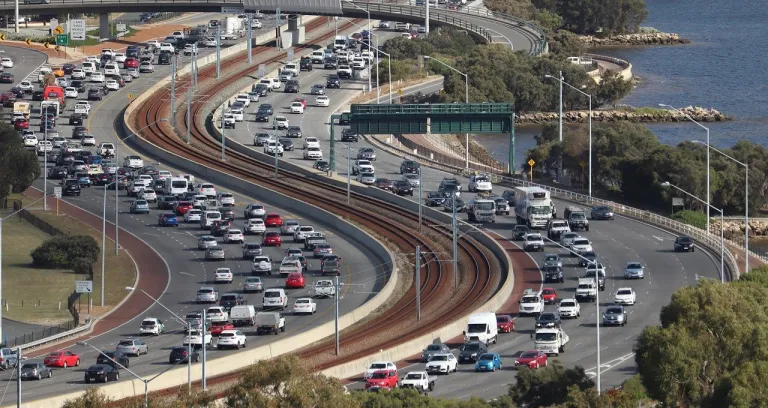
[75, 359, 80, 367]
[63, 362, 68, 369]
[48, 370, 52, 378]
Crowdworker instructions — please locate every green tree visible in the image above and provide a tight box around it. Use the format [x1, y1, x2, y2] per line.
[31, 235, 100, 269]
[0, 122, 40, 199]
[508, 361, 594, 407]
[594, 71, 633, 106]
[530, 0, 648, 35]
[374, 58, 419, 84]
[545, 30, 585, 56]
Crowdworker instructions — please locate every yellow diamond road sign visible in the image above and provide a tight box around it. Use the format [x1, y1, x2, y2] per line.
[528, 159, 535, 167]
[53, 25, 64, 35]
[128, 93, 133, 99]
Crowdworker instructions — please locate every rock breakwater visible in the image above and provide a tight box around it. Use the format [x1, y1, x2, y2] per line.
[517, 106, 731, 125]
[580, 32, 691, 46]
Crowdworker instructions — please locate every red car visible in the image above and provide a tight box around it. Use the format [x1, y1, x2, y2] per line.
[124, 58, 139, 68]
[496, 314, 515, 333]
[0, 92, 16, 107]
[174, 201, 193, 215]
[285, 272, 306, 289]
[264, 213, 283, 227]
[95, 173, 111, 185]
[515, 350, 548, 369]
[263, 231, 282, 246]
[210, 321, 234, 336]
[293, 98, 307, 108]
[365, 369, 398, 389]
[542, 288, 558, 304]
[44, 351, 81, 368]
[13, 119, 29, 130]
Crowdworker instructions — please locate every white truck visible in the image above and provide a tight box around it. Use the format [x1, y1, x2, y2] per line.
[468, 173, 493, 192]
[333, 35, 348, 50]
[222, 16, 244, 40]
[400, 371, 435, 393]
[533, 327, 570, 356]
[313, 279, 336, 297]
[514, 186, 554, 229]
[547, 219, 571, 240]
[183, 329, 212, 349]
[230, 305, 257, 326]
[463, 312, 498, 345]
[254, 312, 285, 335]
[467, 199, 496, 223]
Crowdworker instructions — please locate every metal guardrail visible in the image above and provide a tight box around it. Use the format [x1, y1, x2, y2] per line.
[12, 320, 91, 352]
[453, 5, 547, 55]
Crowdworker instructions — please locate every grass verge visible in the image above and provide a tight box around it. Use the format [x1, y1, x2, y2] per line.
[4, 193, 137, 323]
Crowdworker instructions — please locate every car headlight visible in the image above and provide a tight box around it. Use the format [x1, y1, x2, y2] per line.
[471, 353, 477, 357]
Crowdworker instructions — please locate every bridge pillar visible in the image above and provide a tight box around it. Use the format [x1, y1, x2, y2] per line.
[99, 13, 110, 40]
[286, 15, 306, 45]
[288, 15, 299, 31]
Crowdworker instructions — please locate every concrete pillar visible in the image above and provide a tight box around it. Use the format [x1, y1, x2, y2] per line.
[288, 15, 299, 30]
[99, 13, 110, 39]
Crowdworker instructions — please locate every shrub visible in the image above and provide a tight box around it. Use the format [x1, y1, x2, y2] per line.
[670, 210, 707, 230]
[31, 235, 99, 269]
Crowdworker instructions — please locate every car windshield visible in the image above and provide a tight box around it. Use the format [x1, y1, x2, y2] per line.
[678, 237, 693, 243]
[22, 364, 38, 370]
[527, 235, 542, 241]
[264, 291, 280, 298]
[221, 296, 236, 301]
[521, 296, 539, 303]
[542, 289, 555, 295]
[560, 301, 576, 307]
[520, 352, 539, 358]
[198, 289, 212, 294]
[141, 320, 156, 326]
[578, 284, 593, 290]
[606, 308, 623, 315]
[370, 371, 388, 379]
[530, 206, 550, 215]
[118, 341, 133, 346]
[478, 354, 494, 361]
[220, 332, 234, 337]
[426, 345, 441, 351]
[405, 373, 422, 380]
[461, 344, 479, 352]
[545, 255, 558, 261]
[535, 332, 557, 341]
[627, 263, 642, 269]
[538, 314, 555, 321]
[573, 239, 589, 245]
[370, 363, 387, 369]
[617, 290, 633, 295]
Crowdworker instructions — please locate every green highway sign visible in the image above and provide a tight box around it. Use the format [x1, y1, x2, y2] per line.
[55, 34, 68, 46]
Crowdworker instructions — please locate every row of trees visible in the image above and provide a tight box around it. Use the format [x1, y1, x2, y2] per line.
[63, 355, 650, 408]
[0, 122, 40, 201]
[377, 30, 633, 112]
[525, 122, 766, 216]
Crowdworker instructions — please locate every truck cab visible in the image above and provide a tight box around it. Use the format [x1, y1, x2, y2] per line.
[532, 327, 569, 356]
[463, 312, 498, 345]
[467, 199, 496, 223]
[565, 206, 589, 231]
[547, 219, 571, 239]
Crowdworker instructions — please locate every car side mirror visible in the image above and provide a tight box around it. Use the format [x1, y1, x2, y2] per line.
[462, 330, 466, 335]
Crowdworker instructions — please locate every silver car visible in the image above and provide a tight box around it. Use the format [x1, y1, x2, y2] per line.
[421, 343, 450, 362]
[281, 219, 300, 235]
[624, 262, 644, 279]
[196, 286, 218, 303]
[402, 173, 420, 187]
[243, 277, 263, 293]
[19, 362, 52, 380]
[116, 338, 148, 356]
[357, 172, 376, 185]
[198, 235, 218, 250]
[543, 254, 562, 269]
[244, 204, 266, 219]
[357, 147, 376, 161]
[560, 232, 579, 247]
[206, 247, 225, 261]
[242, 243, 263, 259]
[602, 306, 627, 326]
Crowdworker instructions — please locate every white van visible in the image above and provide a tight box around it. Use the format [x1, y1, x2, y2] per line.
[463, 312, 498, 345]
[230, 305, 256, 326]
[81, 62, 96, 75]
[104, 63, 119, 76]
[37, 67, 52, 82]
[519, 289, 545, 316]
[200, 211, 222, 228]
[40, 100, 60, 116]
[262, 288, 288, 310]
[164, 177, 188, 196]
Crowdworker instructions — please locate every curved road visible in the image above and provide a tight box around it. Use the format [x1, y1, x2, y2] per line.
[0, 27, 388, 404]
[219, 25, 722, 399]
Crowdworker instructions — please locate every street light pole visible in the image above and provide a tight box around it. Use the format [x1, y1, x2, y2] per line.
[346, 142, 351, 204]
[661, 181, 725, 282]
[660, 104, 711, 232]
[423, 55, 469, 169]
[416, 245, 421, 320]
[452, 193, 458, 291]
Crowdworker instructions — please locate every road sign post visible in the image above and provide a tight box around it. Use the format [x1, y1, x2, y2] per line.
[54, 187, 62, 215]
[76, 280, 93, 293]
[70, 19, 86, 41]
[528, 159, 535, 182]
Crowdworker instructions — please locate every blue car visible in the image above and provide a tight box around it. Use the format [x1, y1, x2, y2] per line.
[89, 155, 103, 165]
[474, 353, 502, 372]
[158, 213, 179, 227]
[77, 175, 92, 188]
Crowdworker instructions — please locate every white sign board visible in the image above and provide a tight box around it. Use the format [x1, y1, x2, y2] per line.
[53, 187, 62, 198]
[116, 23, 126, 33]
[76, 280, 93, 293]
[672, 197, 684, 206]
[221, 6, 244, 13]
[71, 19, 86, 41]
[49, 18, 58, 31]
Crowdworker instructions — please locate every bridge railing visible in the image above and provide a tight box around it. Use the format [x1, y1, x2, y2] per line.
[453, 5, 547, 55]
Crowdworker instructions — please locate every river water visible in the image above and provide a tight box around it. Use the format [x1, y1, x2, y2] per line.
[473, 0, 768, 166]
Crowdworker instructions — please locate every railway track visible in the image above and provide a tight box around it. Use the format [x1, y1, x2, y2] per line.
[124, 20, 501, 398]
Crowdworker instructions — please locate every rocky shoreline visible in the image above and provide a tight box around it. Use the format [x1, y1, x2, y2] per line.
[516, 106, 731, 125]
[580, 32, 691, 47]
[712, 220, 768, 239]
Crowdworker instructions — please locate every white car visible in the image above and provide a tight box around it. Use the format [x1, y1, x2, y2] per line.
[56, 77, 69, 87]
[103, 64, 119, 76]
[64, 87, 79, 98]
[264, 141, 284, 156]
[23, 135, 38, 148]
[217, 192, 235, 206]
[353, 159, 374, 175]
[356, 172, 376, 185]
[217, 330, 246, 349]
[624, 262, 645, 279]
[159, 43, 175, 53]
[139, 62, 155, 73]
[293, 225, 315, 242]
[364, 361, 397, 379]
[203, 37, 217, 47]
[206, 306, 229, 323]
[196, 183, 217, 198]
[273, 116, 289, 129]
[402, 173, 419, 186]
[183, 329, 212, 348]
[303, 137, 320, 150]
[213, 268, 234, 283]
[244, 218, 267, 235]
[524, 233, 545, 252]
[251, 19, 263, 29]
[124, 156, 144, 168]
[18, 81, 34, 92]
[614, 288, 636, 305]
[290, 101, 304, 114]
[303, 147, 323, 160]
[315, 95, 330, 107]
[80, 134, 96, 146]
[90, 72, 105, 83]
[185, 209, 203, 222]
[235, 94, 251, 107]
[156, 170, 172, 180]
[0, 58, 12, 68]
[51, 137, 67, 148]
[139, 189, 157, 202]
[293, 298, 317, 315]
[224, 229, 245, 244]
[101, 48, 115, 57]
[337, 65, 352, 77]
[570, 238, 593, 256]
[139, 317, 164, 336]
[105, 79, 120, 90]
[74, 103, 90, 116]
[127, 67, 140, 78]
[281, 220, 300, 235]
[425, 353, 458, 374]
[71, 68, 86, 79]
[114, 53, 127, 63]
[558, 298, 581, 319]
[351, 57, 366, 70]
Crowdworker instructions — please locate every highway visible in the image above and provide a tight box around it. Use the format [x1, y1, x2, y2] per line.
[0, 19, 389, 404]
[217, 24, 723, 400]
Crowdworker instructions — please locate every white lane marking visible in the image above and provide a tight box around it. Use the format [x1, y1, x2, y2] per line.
[582, 352, 635, 378]
[653, 236, 664, 242]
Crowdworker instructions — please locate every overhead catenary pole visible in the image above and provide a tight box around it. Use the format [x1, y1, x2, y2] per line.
[220, 103, 226, 160]
[334, 275, 340, 355]
[418, 167, 423, 230]
[452, 193, 458, 291]
[16, 347, 21, 407]
[415, 245, 421, 320]
[216, 25, 221, 79]
[170, 57, 176, 127]
[186, 85, 191, 144]
[596, 272, 600, 394]
[247, 13, 253, 64]
[558, 70, 563, 182]
[101, 183, 107, 307]
[346, 142, 351, 204]
[202, 309, 207, 390]
[425, 0, 430, 35]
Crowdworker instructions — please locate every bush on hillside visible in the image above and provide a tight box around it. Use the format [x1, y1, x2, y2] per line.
[31, 235, 99, 269]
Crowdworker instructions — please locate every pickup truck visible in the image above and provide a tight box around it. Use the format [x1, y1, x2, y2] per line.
[0, 348, 19, 370]
[313, 279, 335, 297]
[532, 327, 569, 356]
[399, 371, 434, 393]
[182, 329, 212, 349]
[547, 219, 571, 240]
[279, 257, 302, 276]
[254, 312, 285, 335]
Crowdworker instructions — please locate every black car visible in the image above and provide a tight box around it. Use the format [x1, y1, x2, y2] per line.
[391, 180, 414, 196]
[32, 90, 45, 101]
[99, 55, 112, 68]
[425, 192, 447, 207]
[313, 160, 330, 172]
[87, 88, 103, 101]
[63, 182, 81, 197]
[543, 265, 564, 283]
[326, 74, 340, 88]
[69, 114, 85, 126]
[299, 57, 313, 71]
[257, 103, 273, 115]
[218, 207, 235, 221]
[62, 63, 76, 75]
[219, 293, 245, 309]
[512, 224, 530, 241]
[10, 86, 25, 99]
[0, 73, 14, 83]
[169, 346, 200, 364]
[158, 52, 172, 65]
[286, 126, 302, 138]
[48, 166, 68, 179]
[254, 84, 270, 97]
[674, 236, 695, 252]
[278, 138, 294, 151]
[255, 110, 270, 122]
[84, 364, 119, 383]
[284, 81, 299, 93]
[535, 312, 562, 329]
[591, 205, 615, 220]
[501, 190, 515, 205]
[157, 196, 178, 210]
[400, 160, 420, 174]
[72, 126, 87, 139]
[71, 80, 87, 93]
[57, 154, 76, 165]
[324, 58, 338, 69]
[458, 342, 488, 363]
[96, 351, 130, 369]
[340, 129, 359, 142]
[579, 251, 598, 267]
